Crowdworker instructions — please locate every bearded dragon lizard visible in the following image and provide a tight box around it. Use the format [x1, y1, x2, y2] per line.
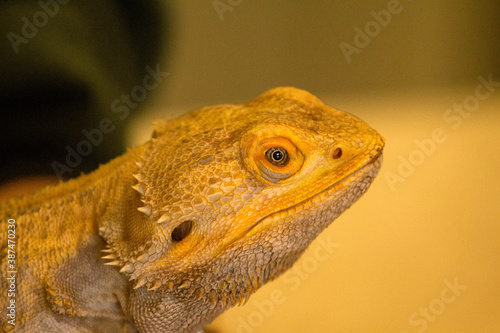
[0, 87, 384, 332]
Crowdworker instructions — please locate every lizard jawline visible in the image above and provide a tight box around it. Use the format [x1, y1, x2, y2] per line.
[237, 152, 383, 243]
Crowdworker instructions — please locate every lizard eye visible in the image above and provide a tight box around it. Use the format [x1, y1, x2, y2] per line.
[247, 136, 304, 183]
[265, 147, 289, 166]
[171, 220, 192, 242]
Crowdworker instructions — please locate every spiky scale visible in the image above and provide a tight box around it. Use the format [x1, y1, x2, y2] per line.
[134, 278, 147, 289]
[157, 214, 170, 224]
[63, 299, 72, 309]
[104, 260, 121, 266]
[253, 276, 259, 289]
[220, 293, 227, 307]
[147, 280, 162, 291]
[137, 205, 152, 216]
[195, 288, 204, 300]
[208, 291, 217, 308]
[230, 283, 236, 295]
[119, 264, 133, 273]
[136, 252, 149, 262]
[178, 280, 192, 289]
[132, 183, 145, 195]
[101, 254, 116, 260]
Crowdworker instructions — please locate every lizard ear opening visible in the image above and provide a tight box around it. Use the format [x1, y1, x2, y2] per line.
[171, 220, 193, 242]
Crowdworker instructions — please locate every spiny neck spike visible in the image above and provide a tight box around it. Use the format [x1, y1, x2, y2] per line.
[157, 214, 170, 224]
[178, 280, 192, 289]
[104, 260, 121, 266]
[136, 252, 149, 263]
[134, 278, 147, 289]
[101, 254, 116, 260]
[166, 281, 174, 290]
[147, 280, 162, 291]
[119, 263, 133, 273]
[137, 205, 152, 216]
[220, 293, 227, 307]
[132, 183, 145, 195]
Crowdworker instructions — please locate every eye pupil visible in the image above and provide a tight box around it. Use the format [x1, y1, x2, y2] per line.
[171, 220, 193, 242]
[272, 150, 283, 161]
[265, 147, 289, 166]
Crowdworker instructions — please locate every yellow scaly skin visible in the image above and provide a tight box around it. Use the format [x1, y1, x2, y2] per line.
[0, 87, 384, 332]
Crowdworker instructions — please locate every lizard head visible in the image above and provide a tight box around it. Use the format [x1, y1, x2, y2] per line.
[100, 87, 384, 331]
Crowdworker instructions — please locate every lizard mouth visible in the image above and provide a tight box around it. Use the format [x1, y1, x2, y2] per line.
[239, 147, 384, 241]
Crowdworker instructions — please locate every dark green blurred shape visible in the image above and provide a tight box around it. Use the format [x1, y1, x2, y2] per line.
[0, 0, 169, 183]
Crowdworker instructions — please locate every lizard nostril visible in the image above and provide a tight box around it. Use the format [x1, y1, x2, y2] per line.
[332, 147, 343, 159]
[171, 220, 193, 242]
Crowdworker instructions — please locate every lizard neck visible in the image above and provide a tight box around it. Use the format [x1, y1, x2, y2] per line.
[51, 143, 152, 326]
[51, 143, 151, 324]
[0, 145, 149, 328]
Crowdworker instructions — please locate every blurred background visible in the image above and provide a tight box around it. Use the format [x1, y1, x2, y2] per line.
[1, 1, 499, 332]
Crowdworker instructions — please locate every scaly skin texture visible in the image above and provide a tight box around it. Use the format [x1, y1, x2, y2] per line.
[0, 87, 384, 332]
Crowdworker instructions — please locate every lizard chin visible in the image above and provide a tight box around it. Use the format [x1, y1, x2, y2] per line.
[233, 149, 384, 245]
